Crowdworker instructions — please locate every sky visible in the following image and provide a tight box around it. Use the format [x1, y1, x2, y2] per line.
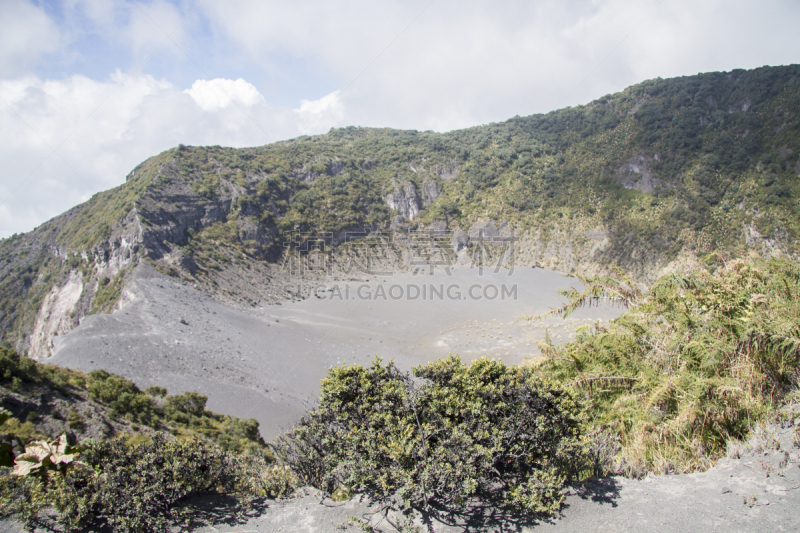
[0, 0, 798, 238]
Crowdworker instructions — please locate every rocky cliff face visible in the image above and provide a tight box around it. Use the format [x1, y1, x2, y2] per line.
[135, 161, 278, 259]
[4, 64, 800, 358]
[616, 154, 663, 193]
[8, 168, 789, 360]
[444, 218, 695, 283]
[383, 176, 444, 219]
[23, 212, 143, 359]
[2, 152, 277, 356]
[385, 181, 422, 220]
[28, 271, 84, 359]
[421, 178, 441, 207]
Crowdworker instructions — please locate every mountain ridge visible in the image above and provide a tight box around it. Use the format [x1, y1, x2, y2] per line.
[2, 63, 799, 356]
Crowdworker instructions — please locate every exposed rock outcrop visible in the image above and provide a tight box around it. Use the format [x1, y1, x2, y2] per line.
[421, 178, 441, 207]
[28, 270, 84, 359]
[385, 181, 421, 220]
[742, 222, 788, 258]
[434, 160, 460, 181]
[427, 220, 448, 235]
[728, 98, 751, 113]
[468, 220, 511, 240]
[450, 227, 469, 253]
[616, 154, 660, 193]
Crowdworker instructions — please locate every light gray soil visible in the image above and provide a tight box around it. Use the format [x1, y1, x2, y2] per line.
[46, 264, 619, 439]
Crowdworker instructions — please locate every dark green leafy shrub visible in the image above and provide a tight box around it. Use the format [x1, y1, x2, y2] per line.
[87, 370, 155, 424]
[0, 347, 84, 394]
[51, 434, 259, 532]
[259, 464, 297, 499]
[145, 385, 168, 397]
[0, 472, 47, 526]
[67, 409, 84, 431]
[161, 392, 268, 455]
[1, 435, 275, 532]
[0, 348, 36, 383]
[275, 356, 584, 516]
[164, 391, 208, 419]
[225, 417, 261, 446]
[0, 410, 22, 468]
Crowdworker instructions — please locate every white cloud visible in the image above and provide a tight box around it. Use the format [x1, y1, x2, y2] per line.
[294, 91, 344, 133]
[68, 0, 118, 28]
[0, 73, 346, 237]
[185, 78, 267, 111]
[200, 0, 800, 132]
[123, 0, 188, 57]
[0, 0, 62, 76]
[2, 0, 800, 237]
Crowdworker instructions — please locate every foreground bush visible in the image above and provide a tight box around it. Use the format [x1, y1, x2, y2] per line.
[1, 433, 277, 532]
[275, 356, 584, 516]
[0, 347, 85, 392]
[532, 257, 800, 476]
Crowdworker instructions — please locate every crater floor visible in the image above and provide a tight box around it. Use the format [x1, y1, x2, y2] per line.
[48, 263, 619, 438]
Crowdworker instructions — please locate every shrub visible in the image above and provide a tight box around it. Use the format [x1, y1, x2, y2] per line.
[0, 348, 36, 383]
[0, 347, 84, 394]
[49, 434, 261, 532]
[0, 472, 47, 526]
[530, 258, 800, 476]
[87, 370, 156, 424]
[1, 434, 275, 531]
[275, 356, 584, 516]
[145, 386, 168, 397]
[66, 409, 85, 431]
[164, 391, 208, 419]
[89, 270, 127, 314]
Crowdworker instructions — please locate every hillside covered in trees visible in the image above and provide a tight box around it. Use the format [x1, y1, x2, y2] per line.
[1, 64, 799, 354]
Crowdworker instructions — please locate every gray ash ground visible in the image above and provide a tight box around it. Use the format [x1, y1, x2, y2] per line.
[47, 263, 619, 439]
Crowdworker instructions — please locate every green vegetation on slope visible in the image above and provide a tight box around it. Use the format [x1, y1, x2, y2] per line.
[161, 65, 800, 258]
[2, 258, 799, 529]
[0, 347, 289, 531]
[529, 256, 800, 476]
[2, 64, 800, 352]
[88, 268, 128, 314]
[1, 432, 286, 533]
[0, 347, 266, 456]
[52, 152, 169, 250]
